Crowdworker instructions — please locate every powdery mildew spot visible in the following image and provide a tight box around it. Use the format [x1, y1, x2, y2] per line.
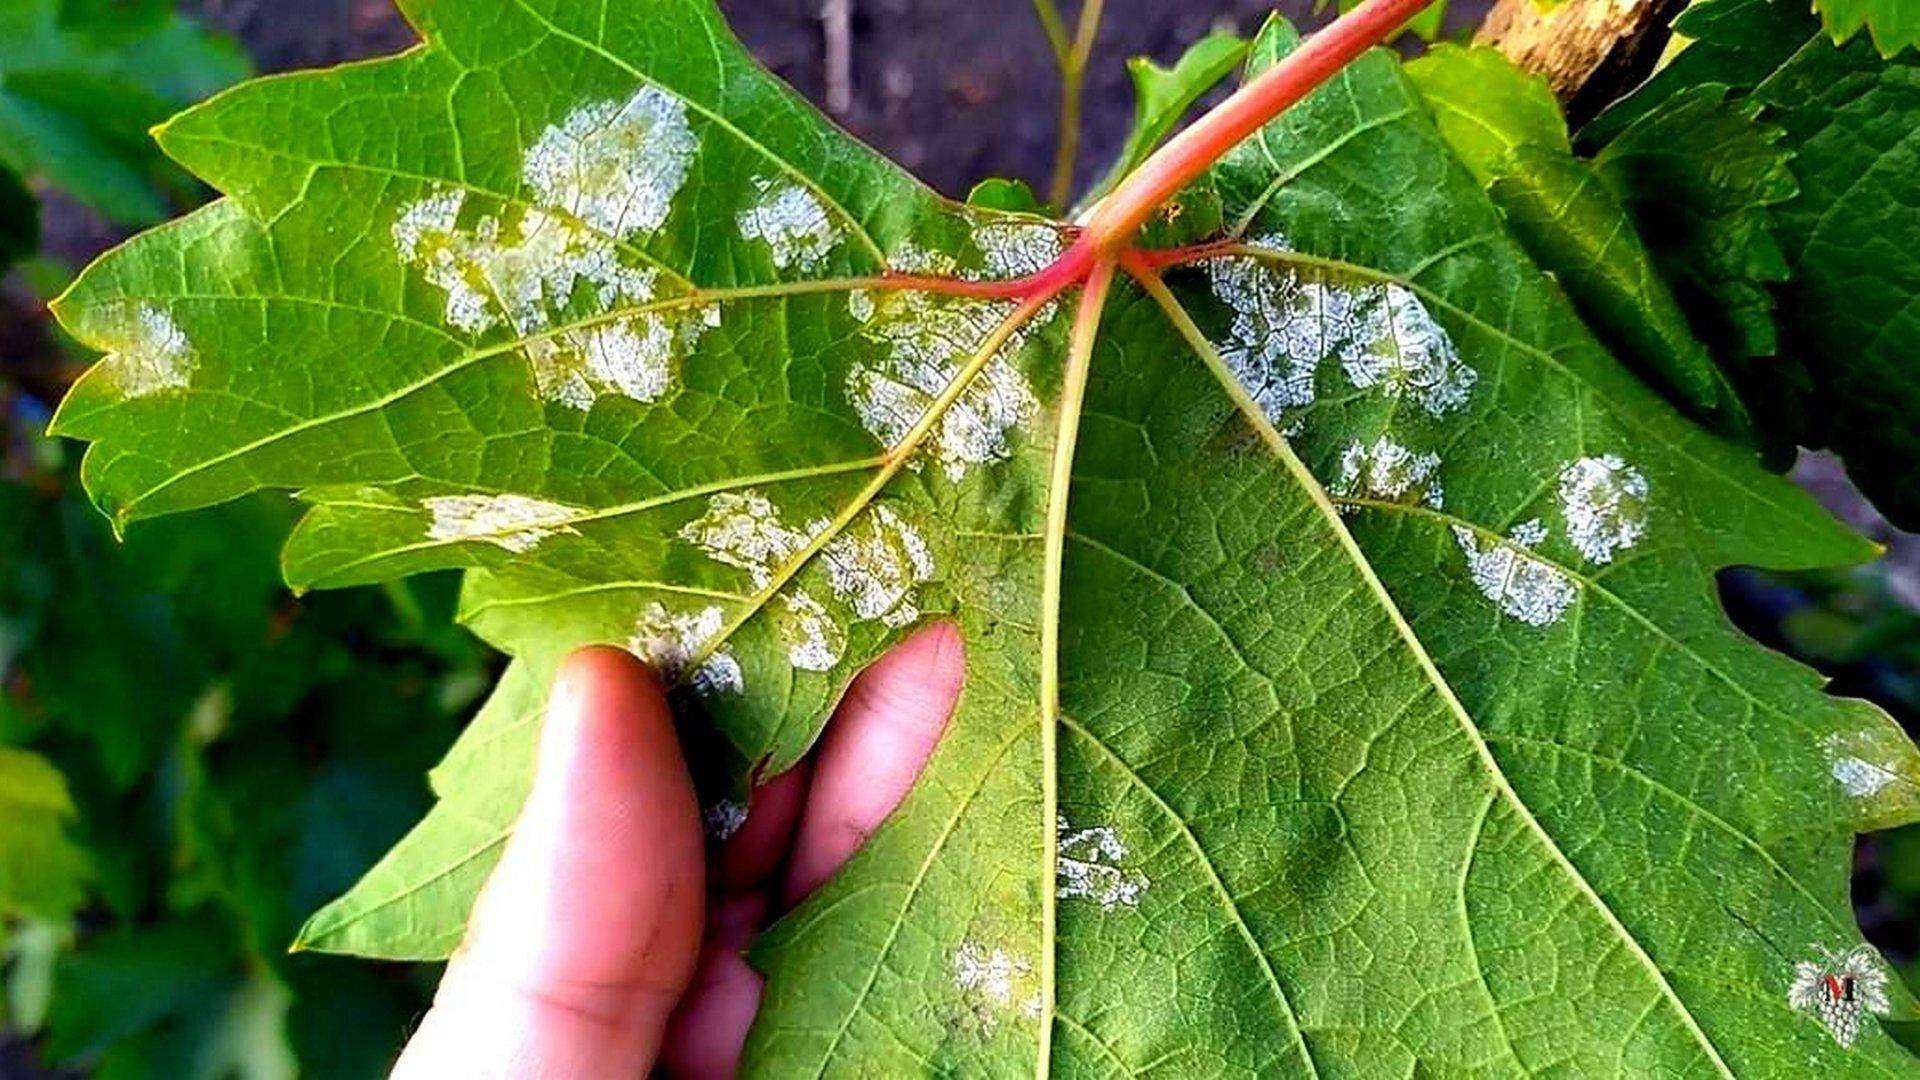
[101, 304, 196, 398]
[736, 177, 841, 271]
[523, 86, 698, 241]
[1823, 732, 1898, 798]
[524, 305, 717, 410]
[849, 289, 1040, 480]
[952, 941, 1042, 1027]
[777, 590, 846, 671]
[702, 800, 748, 841]
[972, 220, 1065, 280]
[422, 492, 583, 553]
[1788, 944, 1890, 1047]
[677, 490, 827, 589]
[1337, 283, 1476, 418]
[1453, 519, 1577, 627]
[628, 602, 743, 695]
[1205, 255, 1338, 422]
[393, 194, 657, 338]
[1334, 436, 1443, 509]
[1057, 816, 1149, 911]
[824, 505, 936, 628]
[1557, 455, 1649, 564]
[848, 289, 875, 323]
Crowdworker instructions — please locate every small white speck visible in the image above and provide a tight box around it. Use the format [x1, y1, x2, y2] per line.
[1453, 519, 1577, 627]
[1057, 816, 1149, 911]
[702, 800, 749, 840]
[736, 178, 841, 271]
[1557, 455, 1649, 564]
[523, 86, 698, 241]
[423, 492, 583, 553]
[824, 505, 936, 628]
[1788, 944, 1890, 1047]
[102, 304, 196, 398]
[1823, 732, 1898, 798]
[1334, 436, 1443, 508]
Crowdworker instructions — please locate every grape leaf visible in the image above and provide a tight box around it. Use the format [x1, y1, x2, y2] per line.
[0, 0, 248, 225]
[1593, 0, 1920, 527]
[47, 0, 1920, 1072]
[1813, 0, 1920, 57]
[0, 746, 90, 922]
[1407, 45, 1748, 436]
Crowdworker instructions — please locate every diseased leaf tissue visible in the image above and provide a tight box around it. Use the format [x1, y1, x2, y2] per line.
[46, 0, 1920, 1073]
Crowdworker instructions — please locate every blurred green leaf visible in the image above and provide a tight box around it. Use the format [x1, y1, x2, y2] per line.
[0, 0, 247, 225]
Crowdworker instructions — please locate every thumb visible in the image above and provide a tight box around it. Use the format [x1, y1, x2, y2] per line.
[394, 646, 705, 1079]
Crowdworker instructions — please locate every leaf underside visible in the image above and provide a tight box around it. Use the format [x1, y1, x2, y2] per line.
[48, 0, 1920, 1073]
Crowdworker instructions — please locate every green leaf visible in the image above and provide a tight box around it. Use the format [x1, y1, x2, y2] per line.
[1407, 45, 1747, 435]
[0, 0, 248, 225]
[48, 1, 1920, 1071]
[0, 747, 90, 921]
[1082, 30, 1249, 206]
[1595, 0, 1920, 526]
[1813, 0, 1920, 56]
[1322, 0, 1450, 41]
[967, 177, 1045, 214]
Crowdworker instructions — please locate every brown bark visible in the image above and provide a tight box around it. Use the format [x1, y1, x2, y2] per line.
[1476, 0, 1689, 125]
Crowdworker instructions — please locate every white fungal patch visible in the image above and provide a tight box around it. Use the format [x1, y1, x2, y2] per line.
[1788, 944, 1890, 1047]
[702, 800, 749, 841]
[849, 290, 1040, 480]
[824, 505, 936, 628]
[777, 590, 846, 671]
[1205, 256, 1336, 421]
[1823, 732, 1899, 798]
[1557, 455, 1649, 564]
[1453, 519, 1577, 627]
[1334, 436, 1443, 508]
[1057, 817, 1149, 911]
[627, 602, 742, 695]
[971, 220, 1065, 280]
[394, 195, 658, 337]
[101, 304, 196, 397]
[677, 490, 827, 588]
[422, 492, 583, 553]
[523, 86, 698, 240]
[523, 305, 716, 409]
[1337, 283, 1476, 417]
[952, 941, 1040, 1027]
[848, 289, 875, 323]
[736, 178, 841, 271]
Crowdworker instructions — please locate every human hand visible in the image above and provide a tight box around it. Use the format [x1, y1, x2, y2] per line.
[391, 622, 965, 1078]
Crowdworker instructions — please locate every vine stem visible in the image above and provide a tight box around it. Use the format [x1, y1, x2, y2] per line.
[899, 0, 1431, 304]
[1046, 0, 1108, 209]
[1079, 0, 1435, 254]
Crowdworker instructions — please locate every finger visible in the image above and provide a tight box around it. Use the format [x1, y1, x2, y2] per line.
[784, 621, 966, 905]
[658, 766, 809, 1078]
[393, 647, 705, 1080]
